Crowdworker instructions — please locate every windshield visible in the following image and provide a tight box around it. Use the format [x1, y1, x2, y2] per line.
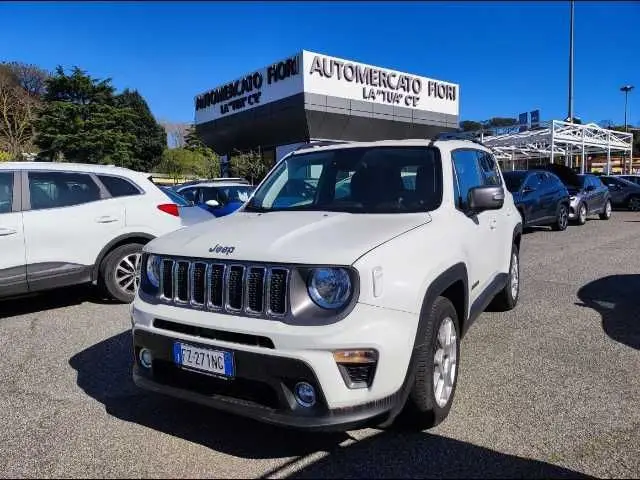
[202, 185, 253, 204]
[245, 146, 442, 214]
[502, 171, 527, 193]
[161, 187, 190, 206]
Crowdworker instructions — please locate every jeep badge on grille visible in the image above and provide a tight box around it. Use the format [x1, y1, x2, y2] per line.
[209, 244, 235, 255]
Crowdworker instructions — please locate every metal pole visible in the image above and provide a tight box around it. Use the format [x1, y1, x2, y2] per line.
[568, 0, 575, 124]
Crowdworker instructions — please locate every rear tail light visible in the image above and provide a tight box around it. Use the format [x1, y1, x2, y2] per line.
[157, 203, 180, 217]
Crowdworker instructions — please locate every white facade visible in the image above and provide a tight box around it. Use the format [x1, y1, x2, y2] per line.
[194, 50, 460, 125]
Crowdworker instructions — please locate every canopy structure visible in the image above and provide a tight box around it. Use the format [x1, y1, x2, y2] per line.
[479, 120, 634, 174]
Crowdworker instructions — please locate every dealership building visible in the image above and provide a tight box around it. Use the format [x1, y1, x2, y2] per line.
[193, 50, 460, 173]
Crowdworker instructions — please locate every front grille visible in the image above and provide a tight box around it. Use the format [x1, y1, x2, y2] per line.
[158, 258, 289, 317]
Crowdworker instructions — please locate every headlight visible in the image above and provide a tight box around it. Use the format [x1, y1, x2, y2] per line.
[307, 268, 352, 309]
[146, 254, 161, 288]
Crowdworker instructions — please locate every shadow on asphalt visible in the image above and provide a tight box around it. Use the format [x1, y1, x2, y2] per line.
[577, 274, 640, 350]
[0, 285, 116, 319]
[70, 331, 592, 478]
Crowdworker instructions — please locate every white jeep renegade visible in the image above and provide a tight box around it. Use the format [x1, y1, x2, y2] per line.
[130, 137, 523, 431]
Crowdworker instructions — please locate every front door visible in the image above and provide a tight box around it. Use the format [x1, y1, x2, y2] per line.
[22, 170, 125, 292]
[0, 171, 27, 297]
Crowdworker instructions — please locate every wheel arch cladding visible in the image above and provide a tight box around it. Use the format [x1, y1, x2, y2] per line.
[381, 262, 468, 425]
[92, 233, 155, 282]
[513, 222, 523, 251]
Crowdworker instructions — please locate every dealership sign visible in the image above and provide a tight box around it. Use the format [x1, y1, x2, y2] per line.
[194, 50, 459, 124]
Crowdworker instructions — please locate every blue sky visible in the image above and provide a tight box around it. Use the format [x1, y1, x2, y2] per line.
[1, 1, 638, 126]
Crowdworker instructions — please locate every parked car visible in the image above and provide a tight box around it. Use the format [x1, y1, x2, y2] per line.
[503, 170, 570, 230]
[175, 180, 254, 217]
[600, 175, 640, 211]
[159, 187, 216, 225]
[0, 162, 211, 303]
[131, 137, 522, 431]
[541, 165, 612, 224]
[615, 175, 640, 186]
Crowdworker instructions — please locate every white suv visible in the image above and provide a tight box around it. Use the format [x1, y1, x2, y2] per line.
[0, 162, 213, 303]
[131, 138, 523, 431]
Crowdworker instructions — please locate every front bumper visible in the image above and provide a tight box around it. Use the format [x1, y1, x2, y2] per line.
[133, 329, 400, 431]
[130, 300, 418, 431]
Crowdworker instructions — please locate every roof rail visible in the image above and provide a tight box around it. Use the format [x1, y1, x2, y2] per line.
[429, 131, 485, 146]
[292, 140, 349, 153]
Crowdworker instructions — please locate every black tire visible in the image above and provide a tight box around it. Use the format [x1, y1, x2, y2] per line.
[552, 203, 569, 231]
[100, 243, 144, 303]
[576, 202, 587, 225]
[627, 195, 640, 212]
[599, 199, 612, 220]
[490, 243, 520, 311]
[403, 296, 460, 430]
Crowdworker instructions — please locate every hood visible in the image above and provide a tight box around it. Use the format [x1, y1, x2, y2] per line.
[541, 164, 581, 188]
[146, 210, 431, 265]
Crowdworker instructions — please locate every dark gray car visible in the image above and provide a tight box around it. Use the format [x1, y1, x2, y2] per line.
[540, 165, 612, 225]
[600, 176, 640, 211]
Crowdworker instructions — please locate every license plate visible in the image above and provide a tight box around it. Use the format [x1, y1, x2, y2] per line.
[173, 342, 234, 377]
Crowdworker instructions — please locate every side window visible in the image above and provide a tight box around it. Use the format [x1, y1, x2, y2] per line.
[477, 151, 502, 186]
[97, 175, 141, 198]
[451, 149, 484, 209]
[28, 171, 101, 211]
[180, 188, 198, 203]
[0, 172, 13, 214]
[524, 174, 541, 190]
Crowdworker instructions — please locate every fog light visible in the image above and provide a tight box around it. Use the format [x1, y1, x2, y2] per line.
[139, 348, 153, 369]
[293, 381, 317, 408]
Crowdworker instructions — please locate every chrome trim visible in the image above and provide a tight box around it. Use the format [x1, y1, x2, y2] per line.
[245, 266, 267, 315]
[206, 263, 226, 311]
[173, 260, 190, 304]
[159, 259, 174, 301]
[189, 261, 207, 307]
[224, 264, 246, 312]
[266, 267, 289, 317]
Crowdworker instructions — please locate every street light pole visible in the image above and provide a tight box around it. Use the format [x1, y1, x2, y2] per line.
[568, 0, 575, 125]
[621, 85, 634, 173]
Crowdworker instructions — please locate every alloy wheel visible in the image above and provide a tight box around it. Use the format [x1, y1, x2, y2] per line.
[605, 201, 612, 218]
[579, 204, 587, 223]
[433, 317, 458, 408]
[115, 253, 141, 294]
[510, 252, 519, 300]
[559, 206, 568, 230]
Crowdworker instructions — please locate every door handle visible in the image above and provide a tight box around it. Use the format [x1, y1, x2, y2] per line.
[96, 216, 118, 223]
[0, 227, 17, 236]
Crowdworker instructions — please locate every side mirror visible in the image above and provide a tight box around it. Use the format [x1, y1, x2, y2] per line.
[467, 186, 505, 214]
[205, 199, 220, 208]
[585, 185, 596, 192]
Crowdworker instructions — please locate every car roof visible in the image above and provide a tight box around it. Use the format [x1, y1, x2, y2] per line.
[0, 161, 150, 180]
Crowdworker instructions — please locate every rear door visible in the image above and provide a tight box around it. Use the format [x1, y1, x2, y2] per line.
[521, 173, 543, 223]
[0, 171, 27, 297]
[22, 170, 125, 292]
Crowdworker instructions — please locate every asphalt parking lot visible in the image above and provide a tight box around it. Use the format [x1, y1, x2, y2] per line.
[1, 212, 639, 479]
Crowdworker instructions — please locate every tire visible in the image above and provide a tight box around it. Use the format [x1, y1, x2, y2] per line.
[628, 196, 640, 212]
[403, 296, 460, 430]
[599, 200, 612, 220]
[100, 243, 144, 303]
[576, 202, 587, 225]
[552, 204, 569, 231]
[490, 243, 520, 312]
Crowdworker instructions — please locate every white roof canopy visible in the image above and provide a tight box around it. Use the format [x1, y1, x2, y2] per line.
[480, 120, 633, 165]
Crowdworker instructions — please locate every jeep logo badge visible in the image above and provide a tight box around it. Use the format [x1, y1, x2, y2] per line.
[209, 244, 235, 255]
